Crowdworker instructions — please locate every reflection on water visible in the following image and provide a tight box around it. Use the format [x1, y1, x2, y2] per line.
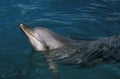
[22, 49, 120, 79]
[0, 0, 120, 79]
[24, 51, 53, 79]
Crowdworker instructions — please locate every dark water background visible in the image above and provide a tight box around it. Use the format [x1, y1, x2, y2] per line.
[0, 0, 120, 79]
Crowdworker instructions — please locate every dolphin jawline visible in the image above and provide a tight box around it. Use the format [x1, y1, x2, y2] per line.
[20, 24, 35, 39]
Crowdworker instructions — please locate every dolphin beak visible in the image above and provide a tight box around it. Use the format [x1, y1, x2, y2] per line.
[20, 23, 35, 39]
[20, 24, 31, 32]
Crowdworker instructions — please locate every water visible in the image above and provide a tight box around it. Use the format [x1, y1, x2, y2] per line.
[0, 0, 120, 79]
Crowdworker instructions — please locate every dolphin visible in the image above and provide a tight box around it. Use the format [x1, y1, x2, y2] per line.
[20, 24, 120, 78]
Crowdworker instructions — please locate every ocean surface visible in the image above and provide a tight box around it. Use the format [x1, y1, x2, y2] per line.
[0, 0, 120, 79]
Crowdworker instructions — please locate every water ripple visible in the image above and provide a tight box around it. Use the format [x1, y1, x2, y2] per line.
[0, 8, 12, 18]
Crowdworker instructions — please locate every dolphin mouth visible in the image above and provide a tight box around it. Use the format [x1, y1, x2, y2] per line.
[20, 24, 35, 37]
[20, 24, 38, 41]
[20, 24, 32, 33]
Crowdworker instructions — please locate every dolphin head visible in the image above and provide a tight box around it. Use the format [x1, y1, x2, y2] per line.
[20, 24, 64, 51]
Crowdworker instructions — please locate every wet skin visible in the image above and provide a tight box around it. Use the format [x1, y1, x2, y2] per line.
[20, 24, 120, 78]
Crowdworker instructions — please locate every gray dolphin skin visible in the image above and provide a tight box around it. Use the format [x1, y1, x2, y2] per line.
[20, 24, 120, 67]
[20, 24, 120, 78]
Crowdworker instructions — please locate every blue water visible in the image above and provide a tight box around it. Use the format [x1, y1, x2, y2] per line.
[0, 0, 120, 79]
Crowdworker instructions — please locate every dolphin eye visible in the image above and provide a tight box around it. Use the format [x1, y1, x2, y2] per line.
[45, 45, 49, 50]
